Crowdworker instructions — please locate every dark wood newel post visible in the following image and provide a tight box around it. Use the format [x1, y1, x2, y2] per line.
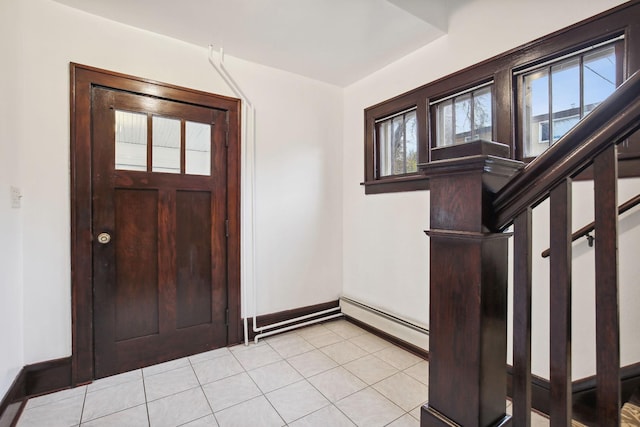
[420, 141, 522, 427]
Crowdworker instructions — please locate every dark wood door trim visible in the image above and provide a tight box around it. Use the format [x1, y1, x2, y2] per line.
[70, 63, 241, 385]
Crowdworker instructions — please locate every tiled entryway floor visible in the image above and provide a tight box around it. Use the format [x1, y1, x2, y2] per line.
[16, 319, 549, 426]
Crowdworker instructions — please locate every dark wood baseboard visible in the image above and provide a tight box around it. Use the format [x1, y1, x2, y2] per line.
[244, 303, 640, 423]
[506, 361, 640, 422]
[243, 300, 340, 341]
[23, 357, 72, 398]
[0, 368, 25, 427]
[343, 315, 429, 361]
[345, 313, 640, 421]
[0, 357, 72, 427]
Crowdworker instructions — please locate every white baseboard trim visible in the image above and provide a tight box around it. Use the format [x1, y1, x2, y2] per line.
[340, 297, 429, 351]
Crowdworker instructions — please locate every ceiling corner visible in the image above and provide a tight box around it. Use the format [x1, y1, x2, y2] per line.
[386, 0, 451, 32]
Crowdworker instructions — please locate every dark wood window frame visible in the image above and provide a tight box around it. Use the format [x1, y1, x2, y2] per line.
[363, 0, 640, 195]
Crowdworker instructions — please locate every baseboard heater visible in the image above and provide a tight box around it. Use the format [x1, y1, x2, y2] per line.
[340, 297, 429, 351]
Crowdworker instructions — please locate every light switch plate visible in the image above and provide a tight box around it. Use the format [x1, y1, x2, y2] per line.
[10, 186, 21, 208]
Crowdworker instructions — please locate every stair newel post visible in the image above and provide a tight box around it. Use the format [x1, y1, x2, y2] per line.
[420, 141, 522, 427]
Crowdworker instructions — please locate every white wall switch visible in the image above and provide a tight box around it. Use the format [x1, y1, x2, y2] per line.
[10, 186, 21, 209]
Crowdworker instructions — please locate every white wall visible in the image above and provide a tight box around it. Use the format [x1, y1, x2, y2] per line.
[5, 0, 343, 369]
[2, 0, 637, 400]
[0, 0, 25, 400]
[342, 0, 634, 380]
[521, 178, 640, 379]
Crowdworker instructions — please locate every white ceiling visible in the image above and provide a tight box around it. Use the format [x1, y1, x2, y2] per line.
[52, 0, 465, 86]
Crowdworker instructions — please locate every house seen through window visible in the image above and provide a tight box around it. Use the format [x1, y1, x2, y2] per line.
[521, 40, 620, 158]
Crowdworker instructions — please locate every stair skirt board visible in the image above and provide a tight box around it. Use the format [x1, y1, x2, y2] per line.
[339, 297, 429, 352]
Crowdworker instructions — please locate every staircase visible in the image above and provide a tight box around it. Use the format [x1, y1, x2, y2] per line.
[420, 70, 640, 426]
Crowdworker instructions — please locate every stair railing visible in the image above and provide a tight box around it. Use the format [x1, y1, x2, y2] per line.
[494, 70, 640, 426]
[421, 69, 640, 427]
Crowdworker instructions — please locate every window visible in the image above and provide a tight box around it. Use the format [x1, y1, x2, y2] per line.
[376, 108, 418, 177]
[115, 111, 212, 176]
[519, 40, 621, 158]
[363, 2, 640, 194]
[432, 84, 493, 147]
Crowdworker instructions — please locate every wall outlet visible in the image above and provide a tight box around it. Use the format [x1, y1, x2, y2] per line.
[10, 186, 21, 209]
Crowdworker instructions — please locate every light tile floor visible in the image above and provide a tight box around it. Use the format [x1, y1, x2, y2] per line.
[16, 319, 551, 426]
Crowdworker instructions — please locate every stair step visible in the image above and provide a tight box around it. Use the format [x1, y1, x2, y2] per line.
[622, 400, 640, 426]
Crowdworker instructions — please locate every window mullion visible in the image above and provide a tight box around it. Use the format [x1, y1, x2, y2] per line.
[451, 97, 457, 146]
[548, 66, 554, 146]
[470, 93, 476, 140]
[579, 55, 585, 119]
[403, 113, 408, 174]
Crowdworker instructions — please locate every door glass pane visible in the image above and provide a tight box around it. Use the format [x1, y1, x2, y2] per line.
[473, 87, 492, 140]
[524, 69, 549, 157]
[186, 121, 211, 176]
[437, 100, 453, 147]
[152, 116, 181, 174]
[583, 46, 616, 115]
[115, 110, 147, 171]
[454, 94, 472, 144]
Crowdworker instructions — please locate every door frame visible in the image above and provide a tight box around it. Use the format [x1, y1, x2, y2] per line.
[70, 63, 242, 385]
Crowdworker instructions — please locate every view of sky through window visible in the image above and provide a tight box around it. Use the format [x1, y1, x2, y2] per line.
[524, 44, 616, 157]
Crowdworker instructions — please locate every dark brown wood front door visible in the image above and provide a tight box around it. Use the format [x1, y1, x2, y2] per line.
[91, 86, 229, 378]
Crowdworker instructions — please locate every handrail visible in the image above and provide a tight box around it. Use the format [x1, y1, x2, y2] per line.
[541, 193, 640, 258]
[493, 70, 640, 230]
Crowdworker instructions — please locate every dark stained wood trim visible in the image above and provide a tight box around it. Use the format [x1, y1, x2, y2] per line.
[0, 369, 25, 427]
[512, 208, 533, 426]
[347, 306, 640, 421]
[494, 70, 640, 229]
[549, 180, 573, 424]
[0, 400, 23, 427]
[0, 357, 72, 427]
[593, 145, 621, 426]
[506, 362, 640, 424]
[22, 358, 73, 398]
[244, 300, 340, 341]
[361, 174, 430, 195]
[365, 1, 640, 195]
[343, 316, 429, 361]
[70, 63, 242, 384]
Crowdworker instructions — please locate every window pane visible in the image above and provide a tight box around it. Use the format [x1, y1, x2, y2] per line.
[473, 87, 492, 140]
[551, 58, 580, 114]
[553, 116, 580, 139]
[392, 116, 405, 174]
[377, 109, 417, 177]
[405, 110, 417, 173]
[115, 110, 147, 171]
[437, 100, 453, 147]
[185, 121, 211, 176]
[378, 120, 393, 176]
[524, 69, 549, 157]
[583, 46, 616, 114]
[551, 58, 580, 142]
[152, 116, 181, 174]
[454, 94, 472, 144]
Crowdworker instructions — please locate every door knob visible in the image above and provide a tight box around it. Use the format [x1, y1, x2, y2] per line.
[97, 232, 111, 244]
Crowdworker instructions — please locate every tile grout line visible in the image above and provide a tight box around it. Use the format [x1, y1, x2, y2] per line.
[187, 353, 220, 426]
[141, 368, 151, 427]
[272, 326, 408, 427]
[77, 386, 88, 426]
